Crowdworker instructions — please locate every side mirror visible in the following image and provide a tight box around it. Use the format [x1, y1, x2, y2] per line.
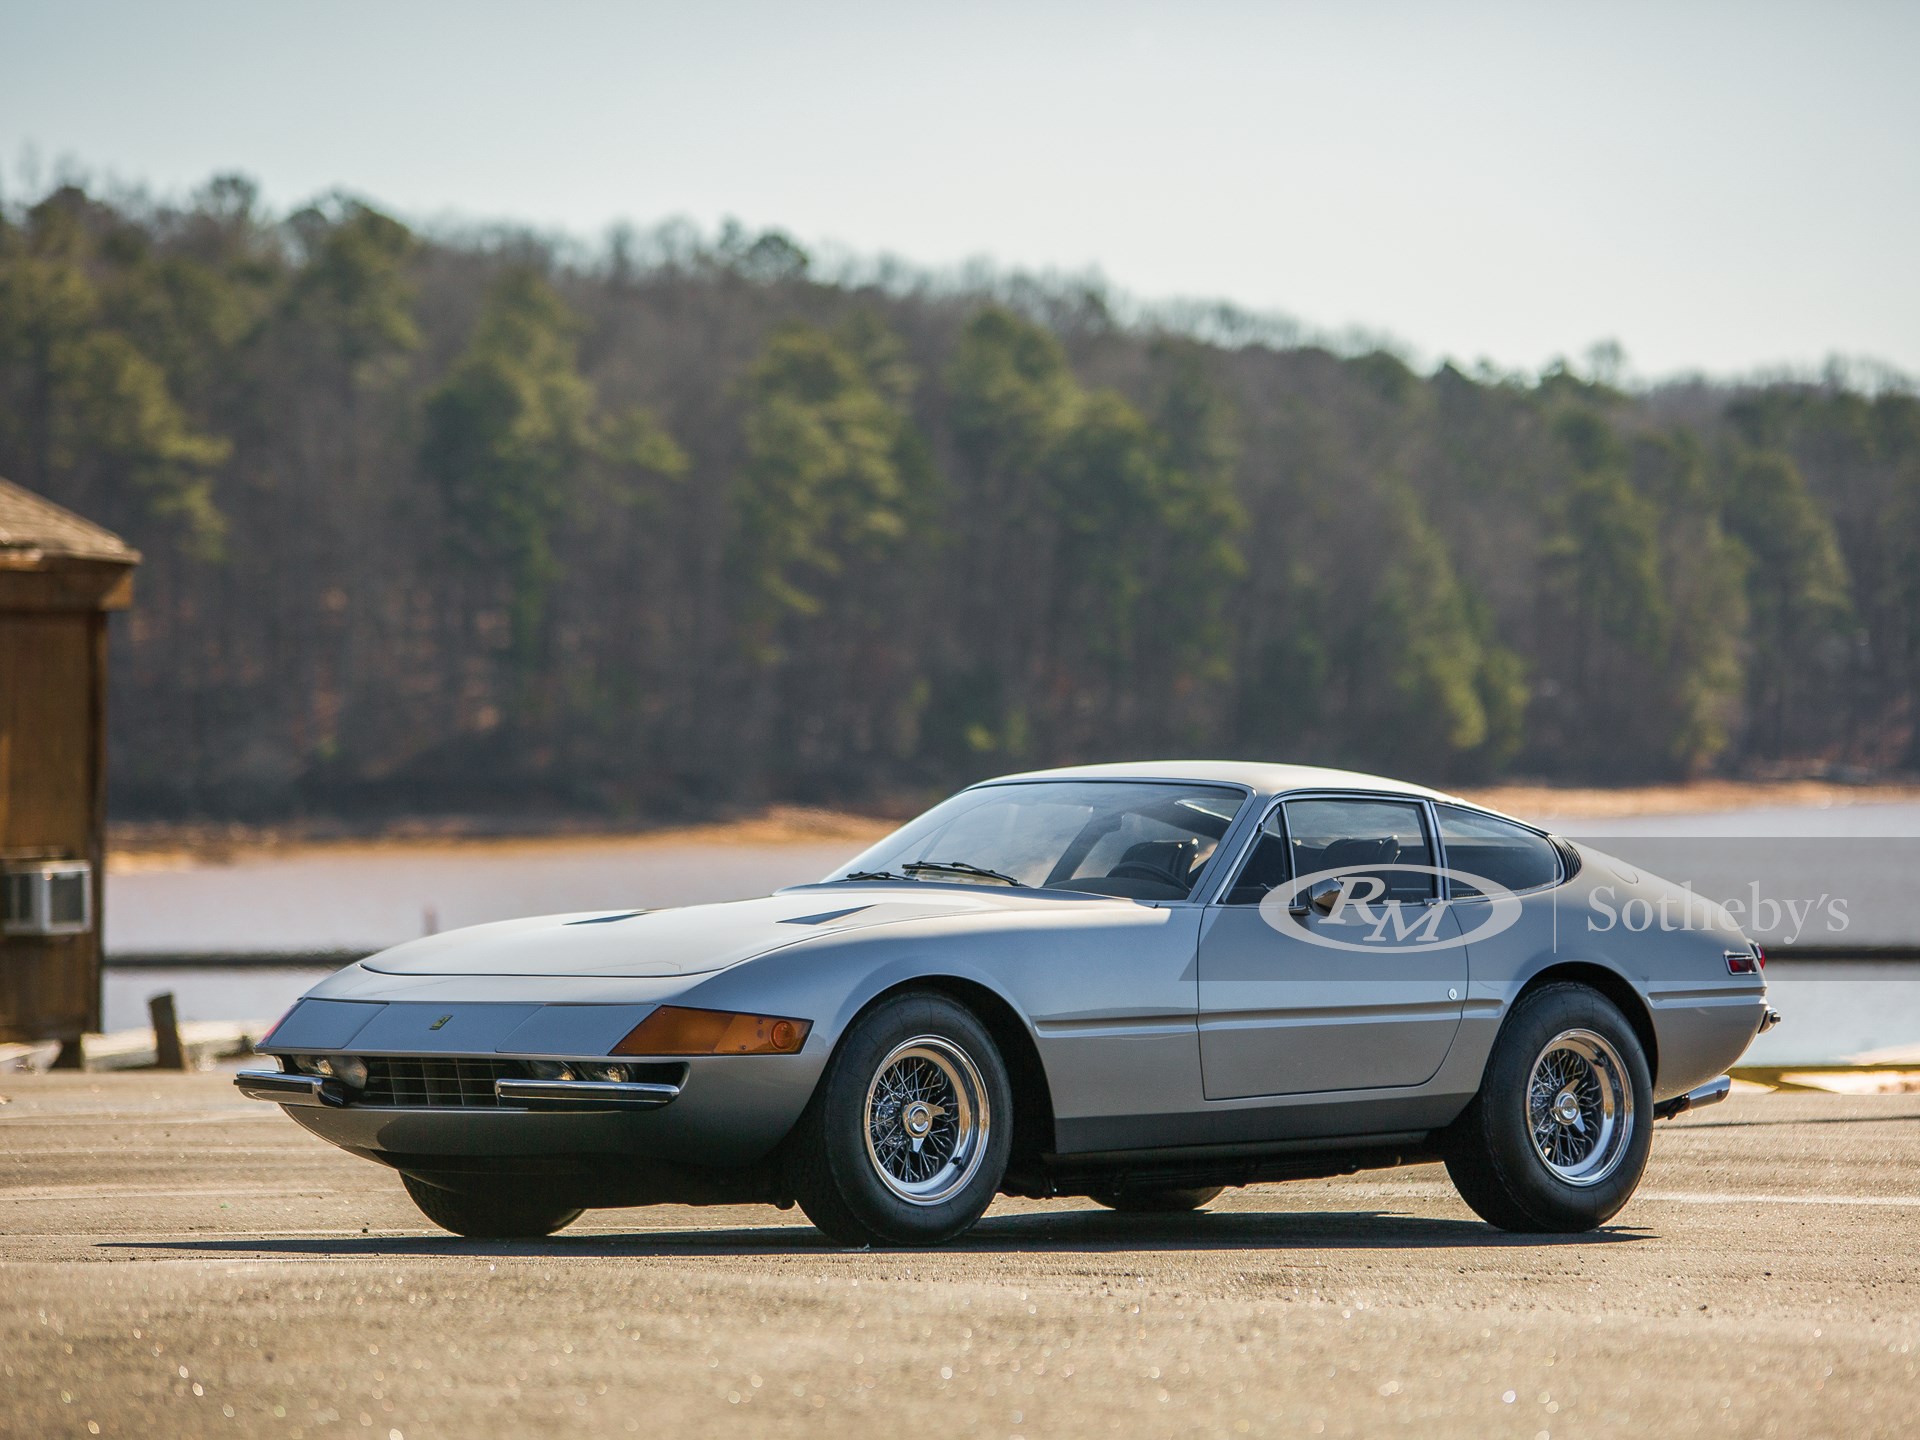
[1290, 878, 1345, 919]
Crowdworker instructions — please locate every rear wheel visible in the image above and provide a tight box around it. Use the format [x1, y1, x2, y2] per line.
[1443, 982, 1652, 1232]
[401, 1173, 583, 1239]
[1090, 1185, 1224, 1213]
[787, 991, 1013, 1246]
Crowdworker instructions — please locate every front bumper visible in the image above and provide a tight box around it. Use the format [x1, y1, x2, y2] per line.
[242, 994, 828, 1166]
[235, 1070, 338, 1107]
[236, 1051, 823, 1167]
[235, 1070, 683, 1112]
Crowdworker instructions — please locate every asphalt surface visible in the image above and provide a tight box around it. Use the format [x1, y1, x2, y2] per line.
[3, 1075, 1917, 1438]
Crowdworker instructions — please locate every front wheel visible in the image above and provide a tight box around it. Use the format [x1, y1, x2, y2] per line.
[1443, 983, 1653, 1232]
[401, 1173, 583, 1239]
[787, 992, 1013, 1247]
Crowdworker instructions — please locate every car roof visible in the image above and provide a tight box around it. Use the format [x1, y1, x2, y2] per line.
[971, 759, 1464, 805]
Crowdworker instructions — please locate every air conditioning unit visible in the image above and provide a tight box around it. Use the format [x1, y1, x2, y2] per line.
[2, 860, 93, 937]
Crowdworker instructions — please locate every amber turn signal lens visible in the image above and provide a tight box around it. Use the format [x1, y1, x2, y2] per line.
[612, 1006, 812, 1057]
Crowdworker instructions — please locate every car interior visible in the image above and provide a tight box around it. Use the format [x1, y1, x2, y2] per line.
[1047, 795, 1235, 900]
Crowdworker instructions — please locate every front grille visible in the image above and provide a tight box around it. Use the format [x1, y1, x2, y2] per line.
[362, 1057, 522, 1109]
[348, 1057, 688, 1108]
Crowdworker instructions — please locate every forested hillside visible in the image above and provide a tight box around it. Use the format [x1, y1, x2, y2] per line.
[3, 178, 1917, 819]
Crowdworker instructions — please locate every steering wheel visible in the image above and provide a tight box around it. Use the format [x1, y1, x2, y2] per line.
[1107, 860, 1187, 889]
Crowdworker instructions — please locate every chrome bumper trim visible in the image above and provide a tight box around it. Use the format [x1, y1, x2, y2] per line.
[1758, 1007, 1783, 1034]
[234, 1070, 342, 1108]
[1655, 1075, 1732, 1121]
[494, 1078, 682, 1111]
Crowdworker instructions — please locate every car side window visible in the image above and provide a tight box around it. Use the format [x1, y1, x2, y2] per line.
[1283, 797, 1435, 903]
[1436, 805, 1561, 896]
[1222, 810, 1289, 904]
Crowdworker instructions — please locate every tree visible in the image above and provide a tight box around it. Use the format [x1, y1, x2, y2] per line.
[1528, 408, 1678, 776]
[1043, 377, 1247, 751]
[0, 188, 226, 553]
[281, 197, 420, 394]
[4, 172, 1915, 820]
[947, 307, 1079, 485]
[731, 315, 930, 649]
[938, 307, 1083, 760]
[1719, 448, 1853, 755]
[422, 268, 685, 714]
[725, 313, 939, 789]
[1631, 430, 1747, 771]
[1362, 485, 1526, 777]
[1144, 340, 1248, 708]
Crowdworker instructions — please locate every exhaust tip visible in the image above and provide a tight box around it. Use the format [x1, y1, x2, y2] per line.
[1655, 1075, 1733, 1121]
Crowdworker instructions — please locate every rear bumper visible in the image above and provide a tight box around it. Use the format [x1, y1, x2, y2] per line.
[1648, 989, 1773, 1099]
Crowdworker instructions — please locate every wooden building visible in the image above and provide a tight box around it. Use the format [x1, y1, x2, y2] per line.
[0, 478, 139, 1058]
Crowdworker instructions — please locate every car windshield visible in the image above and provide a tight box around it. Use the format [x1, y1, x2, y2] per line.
[828, 781, 1248, 900]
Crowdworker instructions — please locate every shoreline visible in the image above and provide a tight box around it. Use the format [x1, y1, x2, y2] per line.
[104, 780, 1920, 869]
[106, 804, 896, 870]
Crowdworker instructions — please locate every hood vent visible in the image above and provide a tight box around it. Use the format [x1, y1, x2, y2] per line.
[780, 905, 874, 926]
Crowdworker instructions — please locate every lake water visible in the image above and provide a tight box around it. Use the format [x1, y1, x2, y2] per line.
[105, 839, 864, 955]
[99, 802, 1920, 1064]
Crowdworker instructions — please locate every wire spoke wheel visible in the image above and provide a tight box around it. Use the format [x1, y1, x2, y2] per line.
[1525, 1028, 1634, 1187]
[863, 1035, 990, 1206]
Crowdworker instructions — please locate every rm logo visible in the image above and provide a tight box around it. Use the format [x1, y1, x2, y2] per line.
[429, 1014, 453, 1031]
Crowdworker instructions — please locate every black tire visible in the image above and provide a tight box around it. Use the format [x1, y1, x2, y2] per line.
[401, 1173, 584, 1239]
[1090, 1186, 1225, 1214]
[1443, 982, 1653, 1233]
[786, 991, 1013, 1247]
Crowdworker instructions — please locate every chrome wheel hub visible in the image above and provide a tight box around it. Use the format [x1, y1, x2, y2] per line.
[864, 1035, 990, 1206]
[1526, 1028, 1635, 1187]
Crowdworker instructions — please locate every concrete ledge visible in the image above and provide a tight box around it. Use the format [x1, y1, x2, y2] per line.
[0, 1019, 272, 1073]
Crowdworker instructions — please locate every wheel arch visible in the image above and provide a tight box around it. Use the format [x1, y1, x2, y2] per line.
[840, 975, 1059, 1178]
[1510, 961, 1660, 1088]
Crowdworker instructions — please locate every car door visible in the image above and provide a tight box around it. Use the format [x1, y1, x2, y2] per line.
[1196, 794, 1469, 1099]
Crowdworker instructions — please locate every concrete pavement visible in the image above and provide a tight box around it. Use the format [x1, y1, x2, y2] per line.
[2, 1073, 1916, 1437]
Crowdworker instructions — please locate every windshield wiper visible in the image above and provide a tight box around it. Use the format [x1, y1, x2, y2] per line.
[901, 860, 1027, 887]
[841, 869, 911, 882]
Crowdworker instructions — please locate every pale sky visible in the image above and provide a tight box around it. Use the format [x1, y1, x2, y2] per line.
[3, 0, 1915, 380]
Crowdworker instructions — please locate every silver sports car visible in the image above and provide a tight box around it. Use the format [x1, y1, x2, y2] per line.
[237, 762, 1777, 1244]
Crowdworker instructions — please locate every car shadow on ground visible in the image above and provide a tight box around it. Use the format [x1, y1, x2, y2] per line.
[1674, 1111, 1920, 1130]
[102, 1207, 1647, 1261]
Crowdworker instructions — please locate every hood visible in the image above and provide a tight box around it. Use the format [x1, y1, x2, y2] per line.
[359, 889, 1007, 978]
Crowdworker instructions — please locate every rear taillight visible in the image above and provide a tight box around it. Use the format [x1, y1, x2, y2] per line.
[1726, 945, 1763, 975]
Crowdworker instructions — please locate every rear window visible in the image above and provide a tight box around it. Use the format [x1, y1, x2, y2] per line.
[1436, 805, 1562, 896]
